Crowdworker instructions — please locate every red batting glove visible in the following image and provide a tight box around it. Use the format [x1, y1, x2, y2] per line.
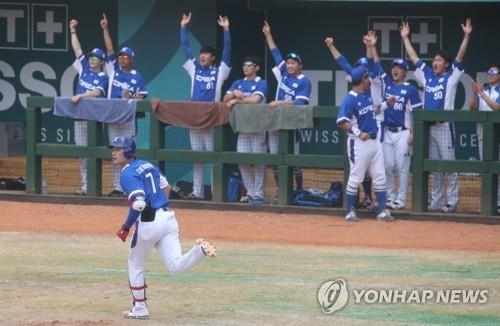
[116, 226, 130, 242]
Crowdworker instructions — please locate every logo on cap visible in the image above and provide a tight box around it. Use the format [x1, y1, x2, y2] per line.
[88, 48, 106, 60]
[285, 52, 303, 64]
[118, 47, 135, 58]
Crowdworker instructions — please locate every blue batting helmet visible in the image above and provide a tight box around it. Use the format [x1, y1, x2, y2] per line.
[107, 136, 136, 159]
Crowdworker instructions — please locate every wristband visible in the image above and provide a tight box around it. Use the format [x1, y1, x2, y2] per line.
[348, 126, 361, 137]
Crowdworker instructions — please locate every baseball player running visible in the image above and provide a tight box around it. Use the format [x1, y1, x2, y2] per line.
[223, 55, 268, 205]
[180, 12, 231, 200]
[101, 13, 148, 197]
[69, 19, 108, 196]
[366, 32, 422, 210]
[401, 18, 472, 213]
[109, 136, 216, 319]
[337, 66, 394, 222]
[262, 20, 311, 193]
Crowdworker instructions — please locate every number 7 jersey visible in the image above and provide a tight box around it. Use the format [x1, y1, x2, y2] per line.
[120, 159, 169, 209]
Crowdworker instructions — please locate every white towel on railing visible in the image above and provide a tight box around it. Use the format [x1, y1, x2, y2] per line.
[53, 97, 136, 123]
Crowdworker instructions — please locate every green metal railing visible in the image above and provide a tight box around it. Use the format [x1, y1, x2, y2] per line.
[26, 96, 499, 215]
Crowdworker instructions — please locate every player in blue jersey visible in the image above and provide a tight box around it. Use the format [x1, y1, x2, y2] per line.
[470, 64, 500, 213]
[101, 13, 148, 198]
[337, 66, 394, 222]
[262, 20, 311, 195]
[223, 55, 268, 205]
[69, 19, 108, 196]
[401, 18, 472, 213]
[325, 34, 384, 210]
[365, 32, 422, 210]
[108, 136, 216, 319]
[180, 12, 231, 200]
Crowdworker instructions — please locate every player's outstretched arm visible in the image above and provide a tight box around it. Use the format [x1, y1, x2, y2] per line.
[455, 18, 472, 63]
[400, 22, 419, 65]
[100, 13, 114, 56]
[324, 37, 342, 60]
[262, 20, 277, 50]
[219, 15, 231, 66]
[364, 30, 379, 63]
[69, 19, 83, 58]
[180, 12, 194, 60]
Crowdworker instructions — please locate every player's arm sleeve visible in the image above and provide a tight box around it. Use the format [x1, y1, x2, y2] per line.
[336, 96, 352, 126]
[413, 60, 427, 86]
[255, 79, 268, 99]
[292, 78, 312, 105]
[72, 56, 84, 75]
[452, 60, 464, 72]
[159, 173, 170, 189]
[221, 30, 231, 67]
[270, 47, 284, 66]
[180, 27, 194, 60]
[136, 75, 148, 98]
[96, 73, 108, 97]
[336, 55, 353, 74]
[409, 87, 423, 110]
[123, 208, 140, 230]
[374, 62, 384, 75]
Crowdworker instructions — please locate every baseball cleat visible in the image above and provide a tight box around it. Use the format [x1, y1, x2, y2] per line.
[441, 204, 457, 213]
[196, 238, 217, 257]
[122, 310, 149, 319]
[345, 211, 359, 222]
[376, 209, 395, 222]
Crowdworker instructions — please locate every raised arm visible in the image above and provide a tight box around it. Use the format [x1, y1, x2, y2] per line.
[365, 30, 380, 63]
[69, 19, 83, 58]
[400, 22, 419, 65]
[180, 12, 193, 60]
[218, 15, 231, 66]
[100, 13, 114, 56]
[324, 37, 342, 60]
[262, 20, 284, 65]
[455, 18, 472, 63]
[262, 20, 277, 50]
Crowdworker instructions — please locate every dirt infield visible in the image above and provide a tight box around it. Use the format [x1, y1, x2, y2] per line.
[3, 200, 500, 252]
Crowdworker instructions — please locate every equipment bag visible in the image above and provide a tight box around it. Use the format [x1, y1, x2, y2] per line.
[293, 181, 343, 207]
[227, 171, 247, 202]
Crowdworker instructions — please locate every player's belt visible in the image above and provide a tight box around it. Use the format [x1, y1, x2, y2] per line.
[369, 134, 377, 139]
[386, 126, 406, 133]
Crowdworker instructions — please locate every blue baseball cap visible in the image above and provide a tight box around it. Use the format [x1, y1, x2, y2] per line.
[118, 47, 135, 57]
[285, 52, 303, 64]
[87, 48, 106, 60]
[354, 57, 369, 68]
[350, 66, 369, 83]
[392, 58, 409, 70]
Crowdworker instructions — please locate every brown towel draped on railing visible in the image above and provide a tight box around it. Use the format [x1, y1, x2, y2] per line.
[151, 99, 231, 129]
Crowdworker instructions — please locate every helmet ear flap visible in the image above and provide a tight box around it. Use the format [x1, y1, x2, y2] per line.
[124, 148, 134, 159]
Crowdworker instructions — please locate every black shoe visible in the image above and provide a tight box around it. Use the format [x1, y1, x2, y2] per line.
[108, 189, 125, 197]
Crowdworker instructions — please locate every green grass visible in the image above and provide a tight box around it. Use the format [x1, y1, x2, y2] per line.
[1, 232, 499, 326]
